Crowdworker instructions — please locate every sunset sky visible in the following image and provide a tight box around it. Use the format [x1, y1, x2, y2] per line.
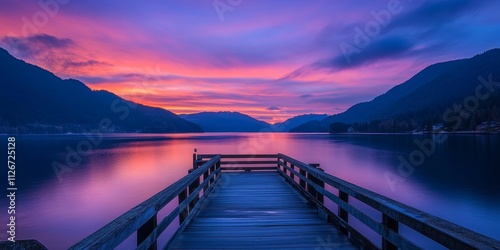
[1, 0, 500, 123]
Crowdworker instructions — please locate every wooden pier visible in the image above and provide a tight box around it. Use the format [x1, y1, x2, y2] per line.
[171, 172, 356, 249]
[70, 153, 500, 250]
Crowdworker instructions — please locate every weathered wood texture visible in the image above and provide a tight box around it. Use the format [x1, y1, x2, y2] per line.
[70, 155, 221, 250]
[196, 154, 278, 172]
[70, 153, 500, 250]
[171, 172, 358, 249]
[278, 154, 500, 250]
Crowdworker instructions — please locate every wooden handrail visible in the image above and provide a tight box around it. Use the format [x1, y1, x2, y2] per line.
[197, 154, 277, 159]
[277, 153, 500, 250]
[69, 153, 500, 250]
[70, 155, 221, 250]
[196, 154, 278, 172]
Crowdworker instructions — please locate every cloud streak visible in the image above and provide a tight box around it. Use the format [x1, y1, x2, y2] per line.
[283, 0, 499, 80]
[1, 34, 111, 75]
[1, 34, 74, 59]
[0, 1, 499, 122]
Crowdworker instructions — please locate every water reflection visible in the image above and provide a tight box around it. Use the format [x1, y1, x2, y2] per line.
[0, 133, 498, 249]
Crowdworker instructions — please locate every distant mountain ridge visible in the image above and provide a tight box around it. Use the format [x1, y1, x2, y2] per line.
[180, 112, 269, 132]
[180, 112, 328, 132]
[0, 47, 202, 133]
[292, 49, 500, 132]
[274, 114, 328, 132]
[5, 45, 496, 134]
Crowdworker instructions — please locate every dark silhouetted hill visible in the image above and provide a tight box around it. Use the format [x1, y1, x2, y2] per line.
[180, 112, 271, 132]
[273, 114, 328, 132]
[0, 47, 202, 133]
[292, 49, 500, 132]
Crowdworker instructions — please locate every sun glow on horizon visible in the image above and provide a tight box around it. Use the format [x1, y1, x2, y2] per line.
[1, 1, 500, 122]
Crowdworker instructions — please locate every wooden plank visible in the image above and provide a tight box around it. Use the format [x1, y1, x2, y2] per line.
[278, 154, 500, 250]
[277, 166, 378, 249]
[178, 189, 187, 225]
[165, 173, 222, 249]
[339, 190, 349, 234]
[198, 154, 278, 159]
[221, 160, 277, 164]
[279, 161, 420, 250]
[73, 153, 500, 250]
[170, 172, 356, 250]
[137, 168, 221, 250]
[220, 166, 276, 171]
[70, 155, 221, 250]
[383, 214, 399, 250]
[137, 215, 157, 250]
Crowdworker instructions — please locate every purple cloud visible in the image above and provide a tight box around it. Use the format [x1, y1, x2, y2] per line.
[266, 106, 282, 111]
[1, 33, 74, 59]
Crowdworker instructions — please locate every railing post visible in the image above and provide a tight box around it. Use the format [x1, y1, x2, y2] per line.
[276, 155, 280, 171]
[290, 163, 295, 181]
[203, 169, 209, 192]
[299, 169, 306, 189]
[188, 169, 200, 211]
[216, 159, 221, 176]
[178, 189, 188, 225]
[339, 190, 349, 234]
[192, 149, 197, 169]
[308, 164, 324, 204]
[210, 159, 216, 185]
[307, 177, 316, 201]
[284, 159, 288, 174]
[137, 214, 157, 250]
[382, 214, 399, 250]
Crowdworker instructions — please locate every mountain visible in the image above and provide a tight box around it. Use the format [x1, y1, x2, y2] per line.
[180, 112, 328, 132]
[0, 47, 202, 133]
[273, 114, 328, 132]
[292, 49, 500, 132]
[180, 112, 271, 132]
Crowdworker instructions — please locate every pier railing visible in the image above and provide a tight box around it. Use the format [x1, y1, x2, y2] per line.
[70, 155, 222, 250]
[277, 153, 500, 250]
[70, 153, 500, 250]
[196, 154, 277, 171]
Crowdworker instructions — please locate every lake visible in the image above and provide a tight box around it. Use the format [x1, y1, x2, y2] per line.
[1, 133, 499, 249]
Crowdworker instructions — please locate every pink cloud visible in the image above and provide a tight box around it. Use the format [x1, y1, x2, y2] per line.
[1, 0, 499, 122]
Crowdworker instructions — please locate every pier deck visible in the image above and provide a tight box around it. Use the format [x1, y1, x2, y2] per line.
[69, 153, 500, 250]
[171, 172, 357, 249]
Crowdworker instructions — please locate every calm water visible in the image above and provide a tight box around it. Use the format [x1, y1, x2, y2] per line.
[1, 133, 499, 249]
